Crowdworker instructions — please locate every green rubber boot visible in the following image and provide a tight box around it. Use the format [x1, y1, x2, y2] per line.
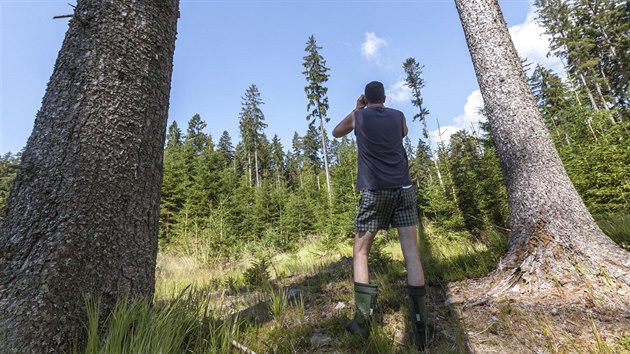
[346, 282, 378, 339]
[407, 285, 429, 351]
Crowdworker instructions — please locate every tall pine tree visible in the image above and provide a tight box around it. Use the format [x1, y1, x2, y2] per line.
[403, 57, 444, 189]
[217, 130, 235, 168]
[303, 35, 333, 201]
[238, 84, 267, 188]
[161, 121, 187, 239]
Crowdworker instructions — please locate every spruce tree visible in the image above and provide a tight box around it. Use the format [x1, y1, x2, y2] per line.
[410, 139, 435, 210]
[190, 133, 221, 219]
[291, 132, 303, 163]
[533, 0, 629, 115]
[403, 57, 444, 188]
[161, 121, 187, 239]
[573, 0, 629, 113]
[404, 136, 415, 161]
[166, 121, 182, 148]
[429, 141, 465, 230]
[182, 114, 210, 213]
[303, 122, 322, 170]
[256, 133, 272, 181]
[217, 130, 235, 168]
[234, 141, 248, 178]
[270, 134, 285, 186]
[303, 35, 333, 201]
[403, 57, 431, 138]
[238, 84, 267, 188]
[448, 130, 484, 233]
[185, 114, 209, 155]
[529, 64, 589, 144]
[476, 121, 509, 228]
[286, 132, 304, 189]
[328, 136, 360, 238]
[534, 0, 600, 110]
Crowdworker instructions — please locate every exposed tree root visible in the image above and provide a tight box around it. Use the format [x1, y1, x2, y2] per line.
[462, 220, 630, 313]
[434, 246, 629, 353]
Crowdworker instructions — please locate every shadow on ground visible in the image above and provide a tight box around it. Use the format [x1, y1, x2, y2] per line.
[229, 224, 483, 353]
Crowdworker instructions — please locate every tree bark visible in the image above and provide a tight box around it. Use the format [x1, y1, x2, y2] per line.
[454, 0, 629, 295]
[0, 0, 179, 351]
[579, 73, 600, 111]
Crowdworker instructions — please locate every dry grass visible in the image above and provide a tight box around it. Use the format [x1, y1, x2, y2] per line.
[448, 278, 630, 353]
[155, 253, 256, 298]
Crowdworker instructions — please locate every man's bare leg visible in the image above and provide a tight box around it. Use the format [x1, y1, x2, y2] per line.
[353, 230, 378, 283]
[399, 225, 429, 348]
[347, 229, 380, 338]
[397, 225, 425, 286]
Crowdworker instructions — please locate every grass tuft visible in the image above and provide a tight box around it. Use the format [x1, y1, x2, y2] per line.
[419, 221, 508, 284]
[596, 213, 630, 251]
[80, 288, 242, 354]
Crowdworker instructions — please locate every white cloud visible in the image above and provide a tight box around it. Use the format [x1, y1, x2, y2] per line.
[385, 80, 411, 103]
[508, 7, 563, 73]
[453, 90, 485, 131]
[429, 125, 459, 149]
[429, 90, 485, 149]
[361, 32, 387, 63]
[431, 5, 565, 150]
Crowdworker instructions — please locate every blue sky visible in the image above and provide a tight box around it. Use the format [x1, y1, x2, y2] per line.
[1, 0, 560, 155]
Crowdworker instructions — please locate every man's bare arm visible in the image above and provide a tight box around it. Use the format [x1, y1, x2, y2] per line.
[332, 112, 355, 138]
[332, 95, 366, 138]
[402, 115, 409, 137]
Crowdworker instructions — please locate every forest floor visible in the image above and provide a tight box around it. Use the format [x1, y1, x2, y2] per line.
[447, 279, 630, 353]
[155, 230, 630, 353]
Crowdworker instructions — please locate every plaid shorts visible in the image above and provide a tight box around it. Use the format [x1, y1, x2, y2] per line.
[355, 187, 419, 232]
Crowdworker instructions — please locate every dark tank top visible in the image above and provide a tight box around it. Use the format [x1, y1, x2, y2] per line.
[354, 107, 412, 190]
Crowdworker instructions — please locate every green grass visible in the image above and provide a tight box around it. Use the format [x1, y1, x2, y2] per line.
[269, 286, 288, 320]
[83, 216, 630, 353]
[585, 315, 623, 354]
[87, 222, 630, 353]
[80, 288, 243, 354]
[596, 213, 630, 251]
[419, 221, 508, 283]
[272, 242, 347, 278]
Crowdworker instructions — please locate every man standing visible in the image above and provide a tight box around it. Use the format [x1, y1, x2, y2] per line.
[332, 81, 428, 350]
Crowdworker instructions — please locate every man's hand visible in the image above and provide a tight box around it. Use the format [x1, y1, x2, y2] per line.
[356, 95, 367, 110]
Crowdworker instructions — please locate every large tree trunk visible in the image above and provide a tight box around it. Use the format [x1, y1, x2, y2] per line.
[454, 0, 629, 296]
[0, 0, 179, 351]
